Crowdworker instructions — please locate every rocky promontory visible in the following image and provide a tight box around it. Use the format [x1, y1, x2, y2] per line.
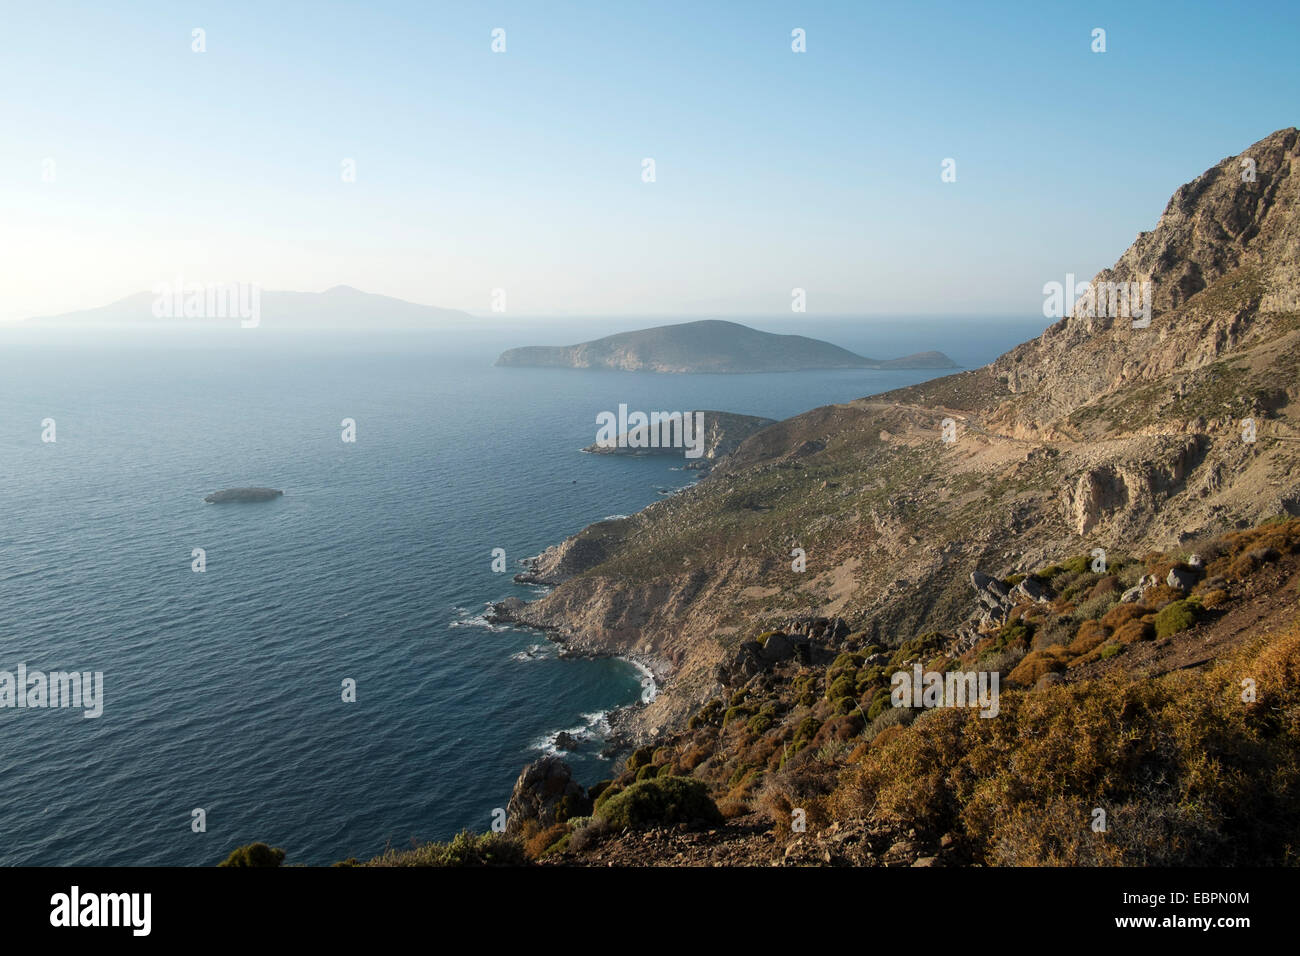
[582, 409, 776, 471]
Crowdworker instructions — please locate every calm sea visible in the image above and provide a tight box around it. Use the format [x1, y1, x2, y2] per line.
[0, 315, 1045, 865]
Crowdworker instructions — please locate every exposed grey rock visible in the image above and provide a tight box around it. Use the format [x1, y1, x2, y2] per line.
[759, 632, 795, 662]
[1167, 566, 1199, 592]
[505, 756, 586, 835]
[485, 597, 529, 624]
[717, 640, 767, 686]
[954, 624, 982, 652]
[970, 571, 1011, 611]
[1122, 572, 1164, 603]
[1013, 576, 1055, 604]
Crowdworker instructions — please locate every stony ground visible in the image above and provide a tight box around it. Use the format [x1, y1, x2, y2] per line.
[1068, 553, 1299, 683]
[542, 812, 976, 868]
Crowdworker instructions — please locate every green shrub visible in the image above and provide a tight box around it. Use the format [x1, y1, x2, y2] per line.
[218, 843, 285, 868]
[866, 687, 893, 721]
[593, 784, 623, 811]
[826, 675, 856, 700]
[1060, 554, 1092, 576]
[625, 746, 655, 773]
[595, 777, 723, 829]
[365, 831, 527, 867]
[1155, 599, 1200, 639]
[793, 716, 821, 744]
[688, 699, 724, 729]
[994, 619, 1035, 650]
[555, 793, 590, 823]
[890, 632, 946, 667]
[833, 696, 858, 716]
[723, 705, 753, 726]
[1074, 589, 1120, 622]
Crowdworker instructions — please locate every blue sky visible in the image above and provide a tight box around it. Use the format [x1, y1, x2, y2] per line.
[1, 0, 1297, 321]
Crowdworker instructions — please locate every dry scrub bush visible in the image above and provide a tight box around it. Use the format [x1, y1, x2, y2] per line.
[830, 623, 1300, 865]
[1007, 648, 1070, 687]
[524, 823, 569, 860]
[1112, 618, 1155, 644]
[1069, 619, 1110, 655]
[1100, 602, 1148, 630]
[755, 742, 840, 837]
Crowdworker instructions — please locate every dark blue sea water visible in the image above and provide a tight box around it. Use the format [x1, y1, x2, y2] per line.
[0, 315, 1045, 865]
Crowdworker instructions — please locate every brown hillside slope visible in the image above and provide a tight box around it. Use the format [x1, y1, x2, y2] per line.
[370, 519, 1300, 868]
[497, 129, 1300, 739]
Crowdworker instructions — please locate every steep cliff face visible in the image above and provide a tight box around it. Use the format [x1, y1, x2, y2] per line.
[498, 129, 1300, 736]
[984, 127, 1300, 436]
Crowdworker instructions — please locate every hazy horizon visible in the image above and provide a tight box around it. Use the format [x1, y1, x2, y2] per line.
[1, 281, 1052, 324]
[3, 0, 1298, 322]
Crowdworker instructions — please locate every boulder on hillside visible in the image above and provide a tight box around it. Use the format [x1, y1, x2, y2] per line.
[1013, 576, 1055, 604]
[505, 756, 587, 835]
[971, 571, 1012, 611]
[1167, 565, 1201, 592]
[716, 640, 766, 686]
[1121, 572, 1161, 603]
[760, 632, 795, 662]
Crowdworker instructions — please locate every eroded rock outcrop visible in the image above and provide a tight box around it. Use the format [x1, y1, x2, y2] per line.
[504, 756, 588, 836]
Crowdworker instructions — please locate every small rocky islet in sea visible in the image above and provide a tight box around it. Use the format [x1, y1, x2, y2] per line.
[203, 487, 284, 504]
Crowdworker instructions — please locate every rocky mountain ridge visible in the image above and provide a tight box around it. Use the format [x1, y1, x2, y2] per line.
[491, 128, 1300, 741]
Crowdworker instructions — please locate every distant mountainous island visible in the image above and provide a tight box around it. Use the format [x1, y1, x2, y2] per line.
[494, 319, 957, 373]
[27, 285, 471, 329]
